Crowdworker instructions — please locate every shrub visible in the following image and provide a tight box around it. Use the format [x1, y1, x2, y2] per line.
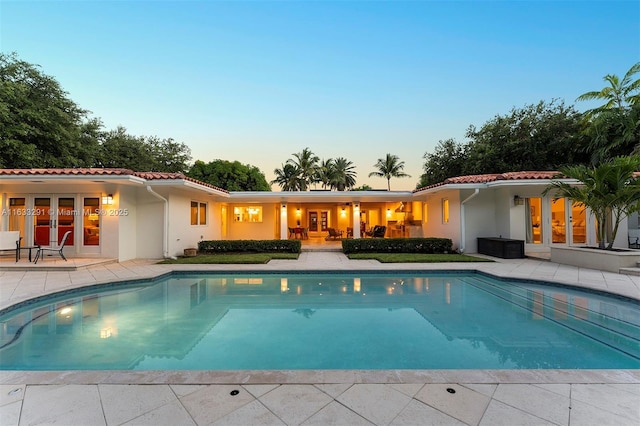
[342, 237, 453, 254]
[198, 239, 301, 254]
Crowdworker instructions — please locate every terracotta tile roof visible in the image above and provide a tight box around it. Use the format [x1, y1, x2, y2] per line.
[0, 168, 229, 193]
[0, 168, 135, 176]
[413, 171, 561, 193]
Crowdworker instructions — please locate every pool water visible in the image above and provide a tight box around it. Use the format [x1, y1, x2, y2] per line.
[0, 272, 638, 370]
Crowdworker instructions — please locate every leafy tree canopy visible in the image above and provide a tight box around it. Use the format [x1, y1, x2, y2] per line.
[418, 100, 590, 188]
[188, 159, 270, 191]
[0, 52, 94, 168]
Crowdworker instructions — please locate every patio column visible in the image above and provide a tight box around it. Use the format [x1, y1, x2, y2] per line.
[280, 203, 288, 240]
[352, 202, 361, 238]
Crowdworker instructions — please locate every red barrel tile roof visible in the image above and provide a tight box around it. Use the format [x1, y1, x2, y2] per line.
[0, 168, 229, 193]
[413, 171, 561, 193]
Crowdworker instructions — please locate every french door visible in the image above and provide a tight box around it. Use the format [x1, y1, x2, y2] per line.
[550, 198, 587, 246]
[33, 196, 76, 248]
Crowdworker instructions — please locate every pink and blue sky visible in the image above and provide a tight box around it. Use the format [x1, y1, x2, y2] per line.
[1, 0, 638, 190]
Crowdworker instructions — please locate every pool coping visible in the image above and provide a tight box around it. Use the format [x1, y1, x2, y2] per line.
[1, 369, 639, 386]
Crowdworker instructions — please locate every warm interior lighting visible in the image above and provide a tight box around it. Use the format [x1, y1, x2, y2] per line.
[88, 213, 99, 222]
[100, 327, 112, 339]
[102, 194, 114, 205]
[353, 277, 361, 293]
[280, 278, 289, 293]
[386, 209, 392, 217]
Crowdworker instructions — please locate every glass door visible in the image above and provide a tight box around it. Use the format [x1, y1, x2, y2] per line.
[33, 196, 75, 248]
[570, 202, 587, 245]
[551, 198, 567, 244]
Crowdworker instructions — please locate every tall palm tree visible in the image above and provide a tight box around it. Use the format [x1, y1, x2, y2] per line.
[543, 156, 640, 249]
[368, 153, 411, 190]
[271, 163, 302, 191]
[288, 147, 319, 191]
[577, 62, 640, 114]
[314, 158, 335, 190]
[330, 157, 357, 191]
[577, 62, 640, 163]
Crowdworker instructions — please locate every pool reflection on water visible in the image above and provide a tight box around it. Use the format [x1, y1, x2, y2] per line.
[0, 272, 638, 370]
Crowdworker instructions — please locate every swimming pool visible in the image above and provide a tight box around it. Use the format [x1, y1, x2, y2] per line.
[0, 271, 638, 370]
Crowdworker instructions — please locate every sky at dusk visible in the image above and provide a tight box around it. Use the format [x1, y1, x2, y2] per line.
[2, 0, 639, 190]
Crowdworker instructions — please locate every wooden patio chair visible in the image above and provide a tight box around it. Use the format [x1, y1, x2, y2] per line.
[325, 228, 343, 240]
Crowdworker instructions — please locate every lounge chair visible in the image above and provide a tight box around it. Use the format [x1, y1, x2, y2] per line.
[34, 230, 72, 264]
[325, 228, 343, 240]
[365, 225, 386, 238]
[367, 225, 386, 238]
[0, 231, 21, 262]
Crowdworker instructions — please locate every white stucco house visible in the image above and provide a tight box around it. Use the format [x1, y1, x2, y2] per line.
[0, 168, 632, 261]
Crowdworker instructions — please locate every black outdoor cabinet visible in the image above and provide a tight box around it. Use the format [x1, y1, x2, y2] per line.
[477, 237, 525, 259]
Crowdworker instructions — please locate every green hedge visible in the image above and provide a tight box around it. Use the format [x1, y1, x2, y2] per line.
[341, 237, 453, 254]
[198, 239, 301, 254]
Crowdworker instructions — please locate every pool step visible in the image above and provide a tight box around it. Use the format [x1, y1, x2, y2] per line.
[619, 261, 640, 276]
[462, 275, 640, 359]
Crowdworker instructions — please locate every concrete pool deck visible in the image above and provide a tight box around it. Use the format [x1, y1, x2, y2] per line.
[0, 252, 639, 425]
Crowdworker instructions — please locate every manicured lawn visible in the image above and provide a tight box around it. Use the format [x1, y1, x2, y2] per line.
[158, 253, 299, 264]
[347, 253, 493, 263]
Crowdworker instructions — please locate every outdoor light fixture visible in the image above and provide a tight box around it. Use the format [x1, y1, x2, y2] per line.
[514, 195, 524, 206]
[102, 194, 114, 205]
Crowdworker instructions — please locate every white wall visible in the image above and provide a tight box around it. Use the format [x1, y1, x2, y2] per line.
[420, 189, 462, 250]
[460, 189, 497, 253]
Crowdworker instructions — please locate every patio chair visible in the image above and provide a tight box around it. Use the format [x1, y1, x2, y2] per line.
[371, 225, 387, 238]
[629, 229, 640, 249]
[325, 228, 343, 240]
[365, 225, 387, 238]
[34, 230, 72, 264]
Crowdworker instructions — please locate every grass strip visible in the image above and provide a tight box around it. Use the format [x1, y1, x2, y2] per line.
[347, 253, 493, 263]
[158, 253, 299, 264]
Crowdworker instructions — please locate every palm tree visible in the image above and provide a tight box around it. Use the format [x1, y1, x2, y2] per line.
[288, 148, 319, 191]
[577, 62, 640, 114]
[271, 163, 302, 191]
[314, 158, 335, 190]
[577, 63, 640, 163]
[543, 156, 640, 250]
[368, 153, 411, 190]
[330, 157, 357, 191]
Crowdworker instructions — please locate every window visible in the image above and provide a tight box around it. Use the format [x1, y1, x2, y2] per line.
[233, 206, 263, 222]
[83, 197, 100, 246]
[191, 201, 207, 225]
[423, 203, 428, 223]
[442, 199, 449, 223]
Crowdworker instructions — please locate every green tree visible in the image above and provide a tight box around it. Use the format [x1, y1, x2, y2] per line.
[148, 136, 192, 173]
[96, 127, 157, 171]
[418, 138, 468, 188]
[330, 157, 357, 191]
[288, 147, 319, 191]
[576, 63, 640, 163]
[577, 62, 640, 114]
[314, 158, 335, 190]
[351, 184, 373, 191]
[271, 163, 302, 191]
[187, 159, 270, 191]
[368, 153, 411, 190]
[543, 156, 640, 250]
[96, 126, 191, 172]
[0, 52, 96, 168]
[463, 100, 588, 175]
